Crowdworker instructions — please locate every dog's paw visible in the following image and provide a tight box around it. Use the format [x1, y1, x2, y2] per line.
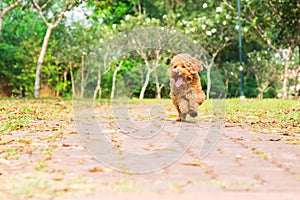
[176, 114, 187, 122]
[176, 118, 185, 122]
[188, 110, 198, 118]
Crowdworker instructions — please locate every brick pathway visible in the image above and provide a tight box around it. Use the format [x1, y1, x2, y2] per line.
[1, 102, 299, 199]
[55, 118, 300, 200]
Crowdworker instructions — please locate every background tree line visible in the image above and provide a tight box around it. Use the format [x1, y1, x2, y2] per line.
[0, 0, 299, 99]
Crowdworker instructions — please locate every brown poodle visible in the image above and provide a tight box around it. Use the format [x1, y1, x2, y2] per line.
[167, 53, 206, 121]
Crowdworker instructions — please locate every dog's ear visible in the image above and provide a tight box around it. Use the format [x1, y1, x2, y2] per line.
[190, 57, 203, 72]
[188, 65, 197, 74]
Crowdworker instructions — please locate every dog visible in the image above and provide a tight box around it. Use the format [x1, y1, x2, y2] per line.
[167, 53, 206, 121]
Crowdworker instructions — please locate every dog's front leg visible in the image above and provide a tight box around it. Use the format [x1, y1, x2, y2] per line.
[178, 99, 189, 121]
[179, 113, 187, 121]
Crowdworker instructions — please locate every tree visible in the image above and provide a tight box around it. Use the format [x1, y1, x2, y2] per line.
[0, 7, 47, 97]
[219, 61, 240, 97]
[110, 59, 124, 99]
[0, 0, 22, 36]
[115, 14, 170, 99]
[248, 50, 281, 99]
[241, 0, 300, 99]
[32, 0, 79, 98]
[162, 1, 235, 98]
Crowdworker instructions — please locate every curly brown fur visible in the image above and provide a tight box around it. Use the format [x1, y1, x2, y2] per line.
[167, 53, 206, 121]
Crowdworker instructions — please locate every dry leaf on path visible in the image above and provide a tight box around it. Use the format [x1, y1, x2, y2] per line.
[231, 137, 244, 141]
[52, 176, 64, 181]
[269, 138, 281, 142]
[252, 136, 262, 141]
[39, 137, 52, 141]
[180, 162, 201, 167]
[235, 154, 248, 160]
[89, 167, 104, 173]
[67, 131, 78, 134]
[167, 114, 177, 119]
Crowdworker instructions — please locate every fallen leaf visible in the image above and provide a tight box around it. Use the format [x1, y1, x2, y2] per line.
[39, 137, 52, 141]
[51, 127, 59, 131]
[78, 159, 84, 164]
[225, 123, 237, 127]
[231, 137, 244, 141]
[62, 143, 71, 147]
[167, 114, 177, 119]
[235, 154, 248, 160]
[89, 167, 104, 173]
[180, 162, 201, 167]
[52, 176, 63, 181]
[252, 136, 262, 141]
[5, 140, 15, 144]
[269, 138, 281, 142]
[67, 131, 78, 134]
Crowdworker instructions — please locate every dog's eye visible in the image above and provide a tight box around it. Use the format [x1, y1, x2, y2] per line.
[173, 66, 177, 69]
[182, 66, 185, 68]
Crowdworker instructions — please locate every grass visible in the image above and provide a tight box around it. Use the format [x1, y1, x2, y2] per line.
[0, 99, 72, 135]
[221, 98, 299, 139]
[1, 97, 298, 141]
[3, 147, 20, 160]
[0, 172, 137, 199]
[129, 98, 299, 136]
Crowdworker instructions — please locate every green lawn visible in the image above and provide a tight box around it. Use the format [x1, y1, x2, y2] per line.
[1, 98, 299, 136]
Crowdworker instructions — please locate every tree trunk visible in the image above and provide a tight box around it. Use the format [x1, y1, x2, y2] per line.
[32, 0, 73, 98]
[69, 62, 76, 96]
[111, 60, 123, 99]
[34, 27, 53, 98]
[257, 84, 269, 99]
[137, 0, 142, 14]
[154, 68, 161, 99]
[80, 55, 85, 97]
[257, 90, 263, 99]
[0, 17, 3, 37]
[294, 68, 300, 99]
[93, 53, 110, 99]
[62, 68, 67, 96]
[205, 52, 218, 100]
[206, 67, 211, 99]
[282, 46, 294, 99]
[225, 79, 229, 97]
[93, 77, 102, 99]
[93, 65, 102, 99]
[139, 69, 152, 99]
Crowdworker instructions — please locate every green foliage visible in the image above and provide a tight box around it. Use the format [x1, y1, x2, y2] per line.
[0, 8, 46, 96]
[87, 0, 135, 25]
[247, 50, 282, 98]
